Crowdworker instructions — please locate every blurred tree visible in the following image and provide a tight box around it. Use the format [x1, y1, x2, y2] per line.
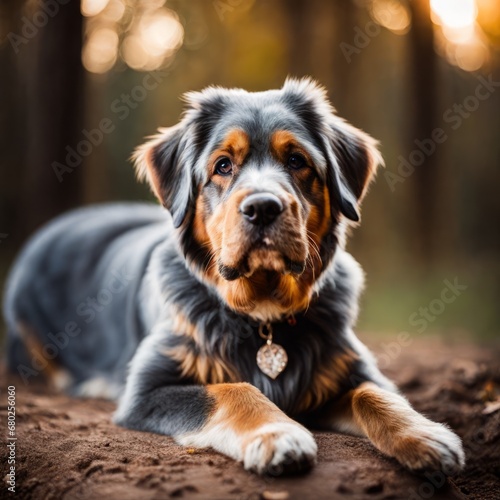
[408, 0, 439, 267]
[21, 0, 85, 237]
[0, 0, 85, 246]
[0, 0, 25, 248]
[330, 0, 359, 108]
[285, 0, 311, 76]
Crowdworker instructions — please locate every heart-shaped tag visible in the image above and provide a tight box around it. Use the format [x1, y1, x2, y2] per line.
[256, 342, 288, 379]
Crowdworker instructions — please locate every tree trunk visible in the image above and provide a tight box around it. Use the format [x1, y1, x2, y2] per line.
[407, 0, 439, 268]
[0, 0, 27, 248]
[21, 0, 85, 237]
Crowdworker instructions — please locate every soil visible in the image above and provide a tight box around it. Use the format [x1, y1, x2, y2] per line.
[1, 337, 499, 500]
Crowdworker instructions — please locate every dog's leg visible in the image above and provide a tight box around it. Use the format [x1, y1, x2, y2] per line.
[117, 383, 316, 474]
[323, 382, 465, 474]
[114, 334, 316, 475]
[183, 383, 318, 474]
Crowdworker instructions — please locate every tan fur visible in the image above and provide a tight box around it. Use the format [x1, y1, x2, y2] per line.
[331, 119, 384, 201]
[270, 130, 314, 170]
[206, 383, 290, 434]
[131, 126, 178, 201]
[164, 341, 239, 385]
[193, 193, 210, 247]
[172, 311, 203, 344]
[207, 129, 250, 187]
[351, 383, 406, 439]
[307, 184, 331, 245]
[166, 309, 240, 384]
[212, 188, 254, 269]
[338, 382, 464, 471]
[17, 322, 72, 390]
[297, 351, 357, 412]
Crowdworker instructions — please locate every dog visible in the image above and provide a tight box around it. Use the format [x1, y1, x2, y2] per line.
[4, 78, 464, 476]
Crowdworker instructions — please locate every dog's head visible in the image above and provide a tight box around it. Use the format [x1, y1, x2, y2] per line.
[134, 78, 382, 321]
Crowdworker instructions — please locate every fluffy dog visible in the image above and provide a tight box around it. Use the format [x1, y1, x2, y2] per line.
[4, 78, 464, 475]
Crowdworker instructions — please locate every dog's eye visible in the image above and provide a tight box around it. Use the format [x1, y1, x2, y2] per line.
[214, 157, 233, 176]
[287, 153, 306, 170]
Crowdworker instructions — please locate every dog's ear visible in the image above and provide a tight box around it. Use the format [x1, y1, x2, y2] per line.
[133, 89, 228, 228]
[324, 119, 383, 222]
[132, 123, 196, 228]
[282, 77, 383, 222]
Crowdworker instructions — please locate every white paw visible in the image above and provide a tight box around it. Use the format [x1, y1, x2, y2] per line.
[395, 421, 465, 475]
[74, 377, 122, 400]
[243, 422, 317, 475]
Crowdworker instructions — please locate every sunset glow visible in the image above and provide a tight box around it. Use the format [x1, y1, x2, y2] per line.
[430, 0, 487, 72]
[430, 0, 477, 29]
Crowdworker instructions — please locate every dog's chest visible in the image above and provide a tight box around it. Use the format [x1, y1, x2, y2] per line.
[169, 313, 357, 415]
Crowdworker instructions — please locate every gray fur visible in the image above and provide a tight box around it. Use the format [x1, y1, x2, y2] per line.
[4, 78, 392, 439]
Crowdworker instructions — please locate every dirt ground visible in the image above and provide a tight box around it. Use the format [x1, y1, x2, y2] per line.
[1, 337, 499, 500]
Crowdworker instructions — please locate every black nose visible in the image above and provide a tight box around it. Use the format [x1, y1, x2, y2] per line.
[240, 193, 284, 226]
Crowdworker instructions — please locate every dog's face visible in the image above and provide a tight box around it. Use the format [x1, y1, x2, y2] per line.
[134, 78, 382, 321]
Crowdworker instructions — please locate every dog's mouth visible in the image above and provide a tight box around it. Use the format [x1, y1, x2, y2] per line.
[218, 238, 307, 281]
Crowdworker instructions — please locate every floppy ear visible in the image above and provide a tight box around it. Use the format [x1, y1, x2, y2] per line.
[133, 87, 229, 228]
[281, 77, 383, 223]
[132, 123, 196, 228]
[324, 119, 383, 222]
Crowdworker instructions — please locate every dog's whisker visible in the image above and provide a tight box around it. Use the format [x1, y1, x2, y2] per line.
[306, 234, 322, 264]
[203, 254, 217, 275]
[306, 230, 322, 253]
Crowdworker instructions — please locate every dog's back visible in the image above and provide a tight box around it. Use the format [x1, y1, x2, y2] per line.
[4, 203, 169, 392]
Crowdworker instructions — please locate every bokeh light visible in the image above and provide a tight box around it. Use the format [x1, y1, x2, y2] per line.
[137, 9, 184, 59]
[82, 27, 119, 74]
[121, 35, 149, 71]
[430, 0, 488, 72]
[370, 0, 411, 35]
[81, 1, 184, 74]
[431, 0, 477, 29]
[454, 39, 488, 71]
[101, 0, 126, 23]
[81, 0, 110, 18]
[122, 9, 184, 71]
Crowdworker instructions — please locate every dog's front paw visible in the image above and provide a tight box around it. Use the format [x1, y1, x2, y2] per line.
[242, 422, 317, 475]
[393, 421, 465, 475]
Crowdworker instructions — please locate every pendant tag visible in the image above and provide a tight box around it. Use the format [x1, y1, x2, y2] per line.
[256, 324, 288, 379]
